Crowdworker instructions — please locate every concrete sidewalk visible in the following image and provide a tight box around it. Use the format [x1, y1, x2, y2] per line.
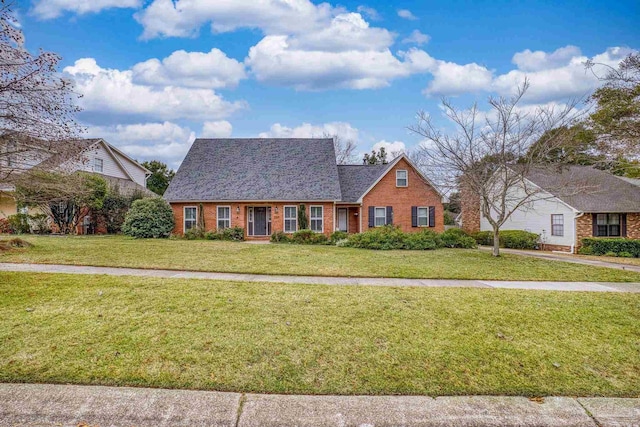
[1, 262, 639, 292]
[1, 383, 639, 427]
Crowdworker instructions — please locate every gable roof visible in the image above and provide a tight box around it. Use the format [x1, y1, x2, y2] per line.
[524, 165, 640, 213]
[164, 138, 343, 202]
[337, 163, 392, 203]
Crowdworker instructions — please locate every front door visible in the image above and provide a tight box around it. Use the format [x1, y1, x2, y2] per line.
[337, 208, 348, 232]
[254, 207, 268, 236]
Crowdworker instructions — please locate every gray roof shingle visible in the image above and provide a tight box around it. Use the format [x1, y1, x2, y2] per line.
[525, 165, 640, 213]
[164, 138, 343, 202]
[337, 164, 393, 203]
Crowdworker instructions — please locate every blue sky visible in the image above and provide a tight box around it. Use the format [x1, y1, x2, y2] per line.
[18, 0, 640, 167]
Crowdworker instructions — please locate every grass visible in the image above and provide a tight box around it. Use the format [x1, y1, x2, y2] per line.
[572, 254, 640, 267]
[1, 271, 639, 396]
[1, 235, 640, 282]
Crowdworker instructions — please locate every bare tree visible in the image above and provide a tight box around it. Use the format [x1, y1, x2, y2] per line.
[324, 133, 358, 164]
[0, 1, 83, 184]
[409, 81, 583, 256]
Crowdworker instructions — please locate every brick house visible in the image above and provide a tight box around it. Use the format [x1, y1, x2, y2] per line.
[164, 138, 444, 239]
[460, 165, 640, 253]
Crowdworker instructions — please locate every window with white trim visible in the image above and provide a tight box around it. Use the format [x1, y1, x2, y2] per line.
[94, 157, 103, 173]
[374, 207, 387, 226]
[551, 214, 564, 236]
[396, 170, 408, 187]
[284, 206, 297, 233]
[417, 207, 429, 227]
[310, 206, 323, 232]
[217, 206, 230, 229]
[184, 207, 197, 231]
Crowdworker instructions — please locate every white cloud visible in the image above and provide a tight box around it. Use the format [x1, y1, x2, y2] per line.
[402, 30, 430, 45]
[86, 121, 196, 167]
[64, 58, 246, 122]
[32, 0, 141, 20]
[259, 122, 360, 142]
[132, 48, 246, 89]
[135, 0, 335, 39]
[201, 121, 233, 138]
[372, 140, 406, 160]
[397, 9, 417, 20]
[356, 5, 380, 21]
[511, 45, 581, 72]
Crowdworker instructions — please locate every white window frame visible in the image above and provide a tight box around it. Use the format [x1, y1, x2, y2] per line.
[374, 207, 387, 227]
[217, 205, 231, 230]
[283, 205, 297, 233]
[551, 214, 564, 236]
[396, 169, 408, 187]
[94, 157, 104, 173]
[417, 207, 429, 227]
[184, 206, 197, 231]
[310, 205, 324, 233]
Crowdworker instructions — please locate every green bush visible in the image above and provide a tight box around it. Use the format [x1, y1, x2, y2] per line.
[440, 228, 477, 249]
[330, 230, 349, 244]
[604, 251, 618, 257]
[619, 251, 634, 258]
[184, 228, 205, 240]
[292, 229, 329, 245]
[343, 226, 450, 251]
[581, 238, 640, 257]
[222, 226, 245, 241]
[472, 230, 539, 249]
[122, 198, 175, 238]
[204, 230, 222, 240]
[7, 214, 30, 234]
[271, 231, 291, 243]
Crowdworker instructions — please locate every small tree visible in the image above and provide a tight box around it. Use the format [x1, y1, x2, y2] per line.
[122, 198, 174, 238]
[298, 204, 308, 230]
[409, 81, 582, 256]
[141, 160, 175, 195]
[362, 147, 388, 165]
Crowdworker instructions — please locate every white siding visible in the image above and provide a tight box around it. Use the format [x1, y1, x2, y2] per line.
[480, 183, 577, 247]
[112, 150, 147, 186]
[62, 144, 129, 179]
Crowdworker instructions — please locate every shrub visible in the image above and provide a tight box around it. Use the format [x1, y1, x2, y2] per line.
[122, 198, 174, 238]
[184, 227, 204, 240]
[604, 251, 618, 257]
[330, 230, 348, 244]
[222, 226, 245, 241]
[271, 231, 291, 243]
[471, 230, 539, 249]
[0, 218, 12, 234]
[581, 238, 640, 258]
[7, 214, 30, 234]
[618, 251, 634, 258]
[29, 214, 50, 234]
[440, 228, 477, 249]
[204, 230, 221, 240]
[343, 226, 445, 251]
[292, 229, 329, 245]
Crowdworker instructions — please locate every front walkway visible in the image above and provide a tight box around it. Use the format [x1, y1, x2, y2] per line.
[1, 383, 638, 427]
[1, 262, 639, 292]
[479, 246, 640, 273]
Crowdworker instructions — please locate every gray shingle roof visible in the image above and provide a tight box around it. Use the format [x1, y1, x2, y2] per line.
[525, 165, 640, 213]
[337, 164, 393, 203]
[164, 138, 343, 202]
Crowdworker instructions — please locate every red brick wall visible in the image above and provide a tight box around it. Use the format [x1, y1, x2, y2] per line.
[577, 213, 640, 247]
[627, 213, 640, 239]
[170, 201, 335, 238]
[362, 158, 444, 233]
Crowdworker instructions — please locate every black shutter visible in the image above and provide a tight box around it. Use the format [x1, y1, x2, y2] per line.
[592, 214, 598, 236]
[622, 214, 627, 237]
[368, 206, 375, 228]
[428, 206, 436, 227]
[411, 206, 418, 227]
[386, 206, 393, 225]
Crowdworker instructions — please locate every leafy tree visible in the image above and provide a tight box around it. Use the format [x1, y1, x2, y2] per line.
[142, 160, 175, 195]
[122, 198, 174, 238]
[362, 147, 388, 165]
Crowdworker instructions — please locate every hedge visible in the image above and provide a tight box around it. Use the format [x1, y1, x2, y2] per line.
[122, 198, 175, 238]
[343, 226, 476, 251]
[580, 238, 640, 257]
[472, 230, 539, 250]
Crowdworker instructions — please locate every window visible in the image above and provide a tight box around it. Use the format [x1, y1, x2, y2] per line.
[596, 213, 621, 237]
[284, 206, 297, 233]
[396, 170, 408, 187]
[184, 206, 197, 231]
[417, 207, 429, 227]
[217, 206, 230, 229]
[310, 206, 324, 232]
[551, 214, 564, 236]
[375, 207, 387, 226]
[94, 157, 103, 173]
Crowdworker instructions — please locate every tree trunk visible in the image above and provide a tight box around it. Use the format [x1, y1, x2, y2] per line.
[492, 228, 500, 257]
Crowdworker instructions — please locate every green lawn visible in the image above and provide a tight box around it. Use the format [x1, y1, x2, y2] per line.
[1, 272, 638, 396]
[1, 235, 640, 282]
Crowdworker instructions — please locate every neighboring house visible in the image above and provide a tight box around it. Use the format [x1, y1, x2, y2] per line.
[0, 138, 152, 225]
[164, 138, 444, 238]
[460, 165, 640, 253]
